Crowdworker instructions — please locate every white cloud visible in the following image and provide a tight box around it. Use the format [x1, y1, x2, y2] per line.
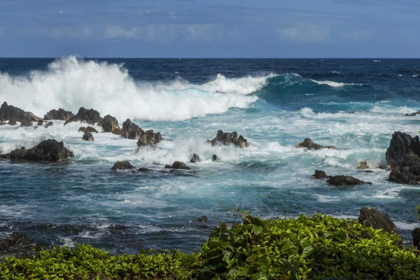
[279, 24, 331, 44]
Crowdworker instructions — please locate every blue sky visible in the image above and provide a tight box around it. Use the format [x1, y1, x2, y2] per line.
[0, 0, 419, 58]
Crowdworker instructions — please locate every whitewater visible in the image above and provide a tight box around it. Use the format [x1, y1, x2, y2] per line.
[0, 57, 419, 254]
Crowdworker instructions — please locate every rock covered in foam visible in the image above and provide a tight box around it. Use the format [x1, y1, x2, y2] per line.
[297, 138, 337, 150]
[190, 154, 201, 163]
[64, 107, 102, 126]
[137, 130, 163, 147]
[357, 161, 369, 169]
[208, 130, 249, 148]
[44, 108, 74, 120]
[358, 206, 396, 234]
[386, 132, 420, 184]
[2, 139, 74, 162]
[0, 102, 41, 126]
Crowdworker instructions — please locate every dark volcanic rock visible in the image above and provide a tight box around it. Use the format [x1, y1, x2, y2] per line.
[312, 170, 331, 179]
[190, 154, 201, 163]
[101, 115, 120, 133]
[82, 131, 95, 141]
[413, 228, 420, 249]
[405, 111, 420, 117]
[386, 132, 420, 184]
[44, 108, 74, 120]
[4, 140, 74, 162]
[137, 130, 163, 147]
[0, 232, 34, 254]
[168, 161, 190, 170]
[79, 126, 99, 133]
[37, 120, 44, 126]
[212, 154, 218, 161]
[297, 138, 337, 150]
[357, 161, 369, 169]
[44, 121, 53, 128]
[64, 107, 102, 126]
[138, 168, 150, 172]
[358, 206, 397, 234]
[197, 216, 208, 223]
[208, 130, 249, 148]
[122, 119, 143, 139]
[0, 102, 41, 126]
[327, 175, 372, 187]
[111, 161, 134, 170]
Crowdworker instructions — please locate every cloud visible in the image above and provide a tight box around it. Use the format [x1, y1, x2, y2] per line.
[279, 24, 331, 44]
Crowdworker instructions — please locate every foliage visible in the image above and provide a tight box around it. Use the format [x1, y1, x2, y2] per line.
[1, 215, 419, 279]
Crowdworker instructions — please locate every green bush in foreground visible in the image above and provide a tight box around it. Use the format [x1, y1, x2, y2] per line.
[1, 214, 419, 279]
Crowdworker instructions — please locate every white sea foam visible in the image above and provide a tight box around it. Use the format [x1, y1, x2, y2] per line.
[310, 79, 362, 88]
[0, 57, 273, 121]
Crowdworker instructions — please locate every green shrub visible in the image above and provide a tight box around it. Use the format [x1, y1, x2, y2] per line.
[1, 215, 419, 279]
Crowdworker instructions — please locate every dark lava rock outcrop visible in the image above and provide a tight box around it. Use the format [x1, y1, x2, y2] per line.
[166, 161, 190, 170]
[100, 115, 120, 133]
[297, 138, 337, 150]
[64, 107, 102, 126]
[386, 132, 420, 184]
[137, 130, 163, 147]
[111, 161, 134, 170]
[208, 130, 249, 148]
[122, 119, 143, 139]
[327, 175, 371, 187]
[0, 102, 41, 126]
[44, 108, 73, 120]
[0, 232, 34, 254]
[312, 170, 331, 179]
[2, 139, 74, 162]
[358, 206, 397, 234]
[190, 154, 201, 163]
[79, 126, 98, 133]
[82, 131, 95, 141]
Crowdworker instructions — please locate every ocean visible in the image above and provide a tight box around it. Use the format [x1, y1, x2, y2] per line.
[0, 57, 419, 254]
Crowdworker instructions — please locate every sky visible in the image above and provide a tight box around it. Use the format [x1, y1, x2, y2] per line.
[0, 0, 419, 58]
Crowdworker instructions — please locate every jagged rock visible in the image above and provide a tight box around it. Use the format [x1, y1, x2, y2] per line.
[312, 170, 331, 179]
[0, 232, 34, 254]
[386, 132, 420, 184]
[297, 138, 337, 150]
[357, 161, 369, 169]
[358, 206, 397, 234]
[197, 216, 208, 223]
[165, 164, 172, 169]
[413, 228, 420, 249]
[405, 111, 420, 117]
[111, 161, 134, 170]
[44, 108, 74, 120]
[190, 154, 201, 163]
[122, 119, 143, 139]
[327, 175, 372, 187]
[212, 154, 218, 161]
[2, 140, 74, 162]
[168, 161, 190, 170]
[37, 120, 44, 126]
[208, 130, 249, 148]
[0, 102, 41, 126]
[64, 107, 102, 126]
[44, 121, 53, 128]
[101, 115, 120, 133]
[138, 168, 150, 172]
[82, 131, 94, 141]
[79, 126, 98, 133]
[137, 130, 163, 147]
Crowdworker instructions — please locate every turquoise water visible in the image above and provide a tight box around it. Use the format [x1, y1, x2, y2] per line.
[0, 58, 420, 254]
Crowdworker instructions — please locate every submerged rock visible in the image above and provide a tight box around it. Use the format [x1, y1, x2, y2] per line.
[297, 138, 337, 150]
[405, 111, 420, 117]
[44, 121, 53, 128]
[386, 132, 420, 184]
[208, 130, 249, 148]
[37, 120, 44, 126]
[79, 126, 98, 133]
[190, 154, 201, 163]
[111, 161, 134, 170]
[357, 161, 369, 169]
[312, 170, 331, 179]
[167, 161, 190, 170]
[413, 228, 420, 249]
[358, 206, 396, 234]
[64, 107, 102, 126]
[101, 115, 120, 133]
[2, 139, 74, 162]
[212, 154, 218, 161]
[137, 130, 163, 147]
[0, 232, 34, 254]
[197, 216, 208, 223]
[44, 108, 74, 120]
[138, 168, 150, 172]
[82, 131, 95, 141]
[327, 176, 372, 187]
[0, 102, 41, 126]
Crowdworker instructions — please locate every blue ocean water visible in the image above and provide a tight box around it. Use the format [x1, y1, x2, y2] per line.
[0, 57, 420, 254]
